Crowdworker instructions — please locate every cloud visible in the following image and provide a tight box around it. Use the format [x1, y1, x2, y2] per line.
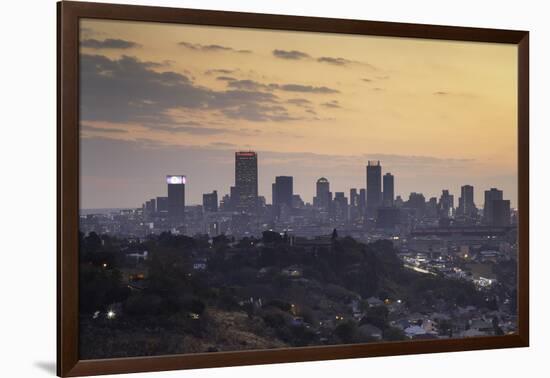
[81, 124, 128, 133]
[179, 42, 251, 54]
[210, 142, 237, 148]
[221, 103, 300, 122]
[216, 76, 237, 81]
[272, 49, 374, 68]
[153, 124, 228, 135]
[223, 79, 340, 94]
[277, 84, 339, 94]
[287, 98, 312, 106]
[272, 49, 310, 60]
[317, 56, 352, 66]
[80, 54, 301, 124]
[148, 122, 267, 135]
[204, 68, 236, 75]
[432, 91, 476, 99]
[321, 100, 341, 108]
[227, 79, 270, 91]
[81, 38, 140, 49]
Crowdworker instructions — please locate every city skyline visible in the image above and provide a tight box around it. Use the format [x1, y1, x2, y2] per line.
[79, 19, 518, 209]
[81, 147, 516, 209]
[86, 151, 513, 218]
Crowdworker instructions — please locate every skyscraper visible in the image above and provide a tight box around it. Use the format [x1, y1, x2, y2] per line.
[166, 175, 186, 220]
[383, 173, 394, 207]
[349, 188, 360, 222]
[439, 189, 454, 218]
[273, 176, 293, 208]
[484, 188, 503, 224]
[366, 161, 382, 217]
[359, 188, 366, 215]
[492, 199, 511, 226]
[272, 176, 293, 218]
[349, 188, 358, 206]
[235, 151, 258, 213]
[156, 196, 168, 215]
[315, 177, 331, 210]
[143, 198, 156, 220]
[458, 185, 476, 218]
[333, 192, 349, 223]
[202, 190, 218, 212]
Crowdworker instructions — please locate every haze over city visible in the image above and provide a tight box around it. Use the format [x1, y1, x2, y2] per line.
[79, 19, 518, 209]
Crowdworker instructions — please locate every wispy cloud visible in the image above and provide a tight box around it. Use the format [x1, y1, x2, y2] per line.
[321, 100, 341, 108]
[81, 38, 140, 49]
[433, 91, 476, 98]
[204, 68, 237, 75]
[272, 49, 375, 68]
[273, 49, 310, 60]
[287, 98, 312, 106]
[223, 78, 340, 94]
[179, 42, 251, 54]
[317, 56, 352, 66]
[81, 124, 128, 133]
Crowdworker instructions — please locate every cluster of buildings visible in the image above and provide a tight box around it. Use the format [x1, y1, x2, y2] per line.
[81, 150, 515, 243]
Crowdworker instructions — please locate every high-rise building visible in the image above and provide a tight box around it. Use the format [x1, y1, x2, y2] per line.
[229, 186, 238, 211]
[219, 194, 231, 212]
[315, 177, 331, 210]
[333, 192, 349, 223]
[235, 151, 258, 213]
[407, 192, 426, 218]
[426, 197, 438, 218]
[349, 188, 360, 222]
[366, 161, 382, 217]
[458, 185, 476, 218]
[143, 199, 156, 220]
[359, 188, 366, 215]
[272, 176, 293, 218]
[439, 189, 454, 218]
[166, 175, 186, 220]
[273, 176, 293, 208]
[202, 190, 218, 212]
[156, 196, 168, 215]
[491, 199, 511, 226]
[484, 188, 503, 224]
[350, 188, 359, 206]
[383, 173, 394, 207]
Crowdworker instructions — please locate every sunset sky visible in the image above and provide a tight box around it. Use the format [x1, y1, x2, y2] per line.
[79, 19, 518, 209]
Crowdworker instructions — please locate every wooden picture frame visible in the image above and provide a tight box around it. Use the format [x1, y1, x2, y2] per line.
[58, 1, 529, 376]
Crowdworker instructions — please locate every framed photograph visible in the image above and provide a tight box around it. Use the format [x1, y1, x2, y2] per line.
[57, 1, 529, 376]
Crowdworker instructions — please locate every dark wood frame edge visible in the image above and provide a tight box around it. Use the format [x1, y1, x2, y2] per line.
[57, 1, 530, 376]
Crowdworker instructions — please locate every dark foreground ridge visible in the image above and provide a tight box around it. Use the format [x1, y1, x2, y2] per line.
[79, 230, 517, 359]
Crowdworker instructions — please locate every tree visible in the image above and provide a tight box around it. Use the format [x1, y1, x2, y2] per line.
[335, 320, 358, 343]
[262, 230, 282, 244]
[84, 232, 102, 253]
[361, 305, 389, 330]
[383, 327, 406, 341]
